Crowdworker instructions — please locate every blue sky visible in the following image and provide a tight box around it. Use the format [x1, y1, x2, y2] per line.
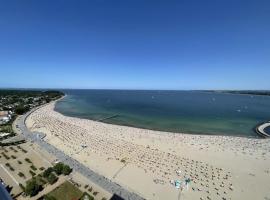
[0, 0, 269, 90]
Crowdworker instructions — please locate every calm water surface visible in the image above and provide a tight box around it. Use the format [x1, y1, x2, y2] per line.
[55, 90, 270, 137]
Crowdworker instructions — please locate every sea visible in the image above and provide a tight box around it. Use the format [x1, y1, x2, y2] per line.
[54, 90, 270, 137]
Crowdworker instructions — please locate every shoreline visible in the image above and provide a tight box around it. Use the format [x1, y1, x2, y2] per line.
[24, 99, 270, 200]
[53, 96, 245, 140]
[54, 95, 262, 139]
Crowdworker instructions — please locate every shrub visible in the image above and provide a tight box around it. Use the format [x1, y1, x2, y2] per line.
[11, 155, 16, 159]
[39, 167, 45, 171]
[62, 165, 72, 175]
[25, 158, 32, 163]
[53, 162, 72, 175]
[25, 179, 42, 197]
[21, 149, 27, 153]
[18, 172, 25, 178]
[15, 105, 30, 115]
[29, 170, 36, 177]
[5, 163, 14, 171]
[30, 165, 37, 171]
[53, 163, 64, 175]
[40, 177, 47, 185]
[43, 167, 53, 178]
[2, 153, 10, 160]
[47, 173, 58, 185]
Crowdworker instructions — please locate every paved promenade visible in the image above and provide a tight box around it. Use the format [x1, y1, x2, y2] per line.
[15, 107, 145, 200]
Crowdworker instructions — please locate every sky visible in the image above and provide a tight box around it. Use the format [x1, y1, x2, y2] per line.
[0, 0, 269, 90]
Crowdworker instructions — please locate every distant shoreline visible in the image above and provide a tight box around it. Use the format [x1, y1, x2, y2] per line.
[203, 90, 270, 97]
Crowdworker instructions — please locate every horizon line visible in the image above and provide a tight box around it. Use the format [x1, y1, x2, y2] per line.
[0, 87, 270, 92]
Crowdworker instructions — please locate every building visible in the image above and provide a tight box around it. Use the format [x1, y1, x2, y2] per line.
[0, 111, 8, 116]
[0, 111, 10, 123]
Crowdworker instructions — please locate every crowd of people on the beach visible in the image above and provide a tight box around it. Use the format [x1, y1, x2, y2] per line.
[26, 103, 270, 200]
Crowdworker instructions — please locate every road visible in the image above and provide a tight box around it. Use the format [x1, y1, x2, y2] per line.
[15, 107, 145, 200]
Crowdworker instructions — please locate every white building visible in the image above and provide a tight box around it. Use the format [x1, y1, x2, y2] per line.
[0, 111, 10, 123]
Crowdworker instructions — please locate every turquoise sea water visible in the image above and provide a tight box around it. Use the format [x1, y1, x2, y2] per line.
[54, 90, 270, 137]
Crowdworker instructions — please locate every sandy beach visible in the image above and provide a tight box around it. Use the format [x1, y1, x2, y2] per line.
[25, 101, 270, 200]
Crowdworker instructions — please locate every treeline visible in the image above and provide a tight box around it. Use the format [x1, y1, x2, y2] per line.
[0, 90, 64, 98]
[204, 90, 270, 97]
[225, 90, 270, 96]
[0, 90, 64, 115]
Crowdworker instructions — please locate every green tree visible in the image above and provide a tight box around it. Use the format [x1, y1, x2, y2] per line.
[53, 163, 64, 175]
[62, 165, 72, 175]
[47, 173, 58, 185]
[15, 105, 29, 115]
[43, 167, 53, 178]
[25, 179, 42, 197]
